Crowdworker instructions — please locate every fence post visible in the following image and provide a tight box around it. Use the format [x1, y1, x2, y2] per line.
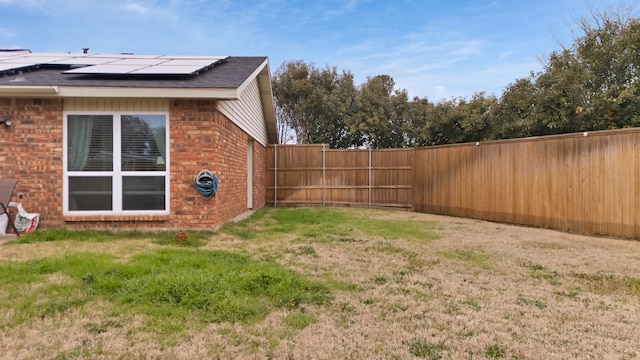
[322, 144, 326, 206]
[368, 148, 372, 208]
[273, 144, 278, 207]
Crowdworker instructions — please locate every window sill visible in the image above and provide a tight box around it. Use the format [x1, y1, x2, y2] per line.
[64, 215, 170, 222]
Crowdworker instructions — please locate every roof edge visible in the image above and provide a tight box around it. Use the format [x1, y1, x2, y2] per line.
[242, 58, 277, 144]
[0, 85, 59, 96]
[0, 85, 240, 99]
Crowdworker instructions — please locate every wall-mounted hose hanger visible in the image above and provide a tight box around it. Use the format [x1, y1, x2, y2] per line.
[194, 169, 218, 200]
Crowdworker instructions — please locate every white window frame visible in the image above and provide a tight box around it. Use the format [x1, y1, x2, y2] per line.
[63, 111, 170, 216]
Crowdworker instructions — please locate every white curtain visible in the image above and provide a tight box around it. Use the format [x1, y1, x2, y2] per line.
[153, 126, 167, 165]
[67, 117, 94, 171]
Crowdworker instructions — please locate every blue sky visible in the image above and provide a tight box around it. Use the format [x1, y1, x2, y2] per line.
[0, 0, 631, 101]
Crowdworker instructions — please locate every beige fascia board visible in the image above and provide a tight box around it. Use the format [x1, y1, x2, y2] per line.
[56, 86, 240, 99]
[255, 60, 278, 144]
[0, 85, 59, 96]
[233, 58, 278, 143]
[0, 85, 241, 99]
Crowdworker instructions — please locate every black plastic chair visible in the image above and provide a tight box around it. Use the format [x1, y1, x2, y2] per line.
[0, 179, 20, 237]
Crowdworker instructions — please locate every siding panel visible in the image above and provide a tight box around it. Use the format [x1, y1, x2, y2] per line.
[218, 78, 269, 145]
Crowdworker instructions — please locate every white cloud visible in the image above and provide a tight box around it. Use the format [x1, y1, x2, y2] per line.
[0, 0, 45, 7]
[448, 40, 483, 57]
[0, 27, 16, 39]
[125, 2, 150, 15]
[433, 85, 447, 98]
[324, 0, 360, 16]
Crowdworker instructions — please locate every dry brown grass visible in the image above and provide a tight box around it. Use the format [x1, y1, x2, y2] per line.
[1, 207, 640, 359]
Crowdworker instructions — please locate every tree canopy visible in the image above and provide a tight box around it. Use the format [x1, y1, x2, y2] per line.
[272, 8, 640, 148]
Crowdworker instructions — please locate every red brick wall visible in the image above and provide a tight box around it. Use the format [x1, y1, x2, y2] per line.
[0, 97, 267, 232]
[0, 98, 64, 228]
[169, 99, 251, 230]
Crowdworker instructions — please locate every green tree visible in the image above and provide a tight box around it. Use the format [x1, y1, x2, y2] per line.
[492, 77, 541, 139]
[403, 97, 434, 147]
[455, 92, 497, 142]
[533, 48, 588, 134]
[421, 93, 496, 145]
[573, 9, 640, 129]
[272, 60, 358, 147]
[499, 7, 640, 137]
[352, 75, 410, 148]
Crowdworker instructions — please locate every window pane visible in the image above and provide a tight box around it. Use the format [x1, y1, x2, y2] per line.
[123, 176, 165, 211]
[67, 115, 113, 171]
[121, 115, 167, 171]
[69, 177, 112, 211]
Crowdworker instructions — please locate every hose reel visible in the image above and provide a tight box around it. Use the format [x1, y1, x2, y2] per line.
[194, 169, 218, 200]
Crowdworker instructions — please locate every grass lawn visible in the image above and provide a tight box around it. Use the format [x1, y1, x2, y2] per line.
[1, 207, 639, 359]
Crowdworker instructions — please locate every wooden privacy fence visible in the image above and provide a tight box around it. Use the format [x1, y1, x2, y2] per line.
[414, 128, 640, 239]
[266, 128, 640, 240]
[266, 145, 413, 209]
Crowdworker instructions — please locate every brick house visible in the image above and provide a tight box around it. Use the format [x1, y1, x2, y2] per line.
[0, 50, 277, 231]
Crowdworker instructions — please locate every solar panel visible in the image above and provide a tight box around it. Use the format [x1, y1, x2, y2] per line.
[130, 65, 207, 75]
[0, 53, 25, 60]
[63, 64, 149, 74]
[108, 58, 166, 66]
[7, 56, 74, 64]
[0, 52, 229, 75]
[0, 63, 34, 71]
[158, 55, 228, 60]
[50, 57, 121, 65]
[91, 54, 161, 59]
[20, 52, 74, 57]
[158, 59, 217, 67]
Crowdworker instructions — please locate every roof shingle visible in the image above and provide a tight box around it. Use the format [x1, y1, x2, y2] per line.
[0, 56, 268, 89]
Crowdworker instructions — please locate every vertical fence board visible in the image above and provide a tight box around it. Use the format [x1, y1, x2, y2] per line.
[635, 132, 640, 238]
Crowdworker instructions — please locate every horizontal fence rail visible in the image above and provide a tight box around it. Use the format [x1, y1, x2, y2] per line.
[267, 127, 640, 240]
